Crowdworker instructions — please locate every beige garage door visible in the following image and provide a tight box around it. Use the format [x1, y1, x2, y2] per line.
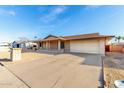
[70, 40, 100, 54]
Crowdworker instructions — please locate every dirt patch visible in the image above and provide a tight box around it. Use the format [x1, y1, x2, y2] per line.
[104, 52, 124, 88]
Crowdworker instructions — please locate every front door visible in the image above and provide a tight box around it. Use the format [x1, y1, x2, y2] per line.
[61, 41, 65, 49]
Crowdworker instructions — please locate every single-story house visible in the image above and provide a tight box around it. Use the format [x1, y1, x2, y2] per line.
[33, 33, 114, 55]
[12, 41, 38, 49]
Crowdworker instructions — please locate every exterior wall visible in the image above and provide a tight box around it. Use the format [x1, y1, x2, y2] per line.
[50, 41, 58, 49]
[45, 42, 49, 49]
[64, 40, 70, 52]
[20, 43, 25, 48]
[42, 42, 46, 49]
[99, 39, 105, 55]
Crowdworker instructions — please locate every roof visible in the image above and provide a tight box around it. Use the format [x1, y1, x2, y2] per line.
[34, 33, 114, 42]
[64, 34, 114, 40]
[12, 40, 30, 44]
[42, 34, 65, 41]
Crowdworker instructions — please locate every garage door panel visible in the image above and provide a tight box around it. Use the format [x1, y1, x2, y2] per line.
[70, 40, 99, 54]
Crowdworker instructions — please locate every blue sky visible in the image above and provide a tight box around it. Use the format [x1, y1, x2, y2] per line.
[0, 5, 124, 42]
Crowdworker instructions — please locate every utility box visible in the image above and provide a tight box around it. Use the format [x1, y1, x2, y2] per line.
[11, 48, 22, 61]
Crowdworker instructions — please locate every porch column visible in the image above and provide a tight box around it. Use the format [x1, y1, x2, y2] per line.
[45, 42, 47, 49]
[58, 40, 61, 50]
[38, 42, 40, 49]
[46, 41, 50, 49]
[48, 41, 50, 50]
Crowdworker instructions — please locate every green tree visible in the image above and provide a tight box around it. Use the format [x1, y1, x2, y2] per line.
[115, 36, 124, 43]
[121, 36, 124, 40]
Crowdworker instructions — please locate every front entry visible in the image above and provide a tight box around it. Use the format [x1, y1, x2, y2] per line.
[61, 41, 65, 49]
[50, 41, 58, 49]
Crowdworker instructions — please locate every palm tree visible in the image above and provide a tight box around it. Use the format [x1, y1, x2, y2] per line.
[115, 36, 124, 43]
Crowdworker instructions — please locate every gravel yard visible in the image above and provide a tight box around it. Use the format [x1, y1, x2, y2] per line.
[104, 52, 124, 88]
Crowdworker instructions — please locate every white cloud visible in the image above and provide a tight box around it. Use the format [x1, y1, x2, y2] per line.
[53, 6, 67, 14]
[40, 6, 67, 23]
[84, 5, 102, 10]
[0, 9, 16, 16]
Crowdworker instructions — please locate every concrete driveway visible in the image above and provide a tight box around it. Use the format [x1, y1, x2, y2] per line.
[1, 53, 103, 88]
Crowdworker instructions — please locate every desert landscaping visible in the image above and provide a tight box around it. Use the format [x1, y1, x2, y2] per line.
[103, 52, 124, 88]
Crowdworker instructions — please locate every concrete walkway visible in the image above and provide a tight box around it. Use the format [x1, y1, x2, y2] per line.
[0, 64, 28, 88]
[1, 53, 103, 88]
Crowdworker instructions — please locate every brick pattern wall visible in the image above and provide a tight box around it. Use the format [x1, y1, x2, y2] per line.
[106, 45, 124, 52]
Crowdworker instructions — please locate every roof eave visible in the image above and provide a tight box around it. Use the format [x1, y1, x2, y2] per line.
[65, 36, 115, 41]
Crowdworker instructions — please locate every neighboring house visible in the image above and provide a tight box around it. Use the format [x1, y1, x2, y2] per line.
[33, 33, 114, 55]
[12, 41, 38, 49]
[12, 41, 21, 48]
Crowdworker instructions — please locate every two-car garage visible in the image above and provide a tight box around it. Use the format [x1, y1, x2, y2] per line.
[70, 39, 105, 54]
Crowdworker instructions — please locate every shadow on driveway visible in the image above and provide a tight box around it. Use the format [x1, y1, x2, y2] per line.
[70, 53, 102, 67]
[68, 53, 104, 88]
[0, 58, 11, 62]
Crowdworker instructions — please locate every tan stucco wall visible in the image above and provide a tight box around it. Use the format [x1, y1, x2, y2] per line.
[42, 42, 46, 49]
[99, 39, 105, 55]
[46, 42, 49, 49]
[50, 41, 58, 49]
[64, 40, 70, 52]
